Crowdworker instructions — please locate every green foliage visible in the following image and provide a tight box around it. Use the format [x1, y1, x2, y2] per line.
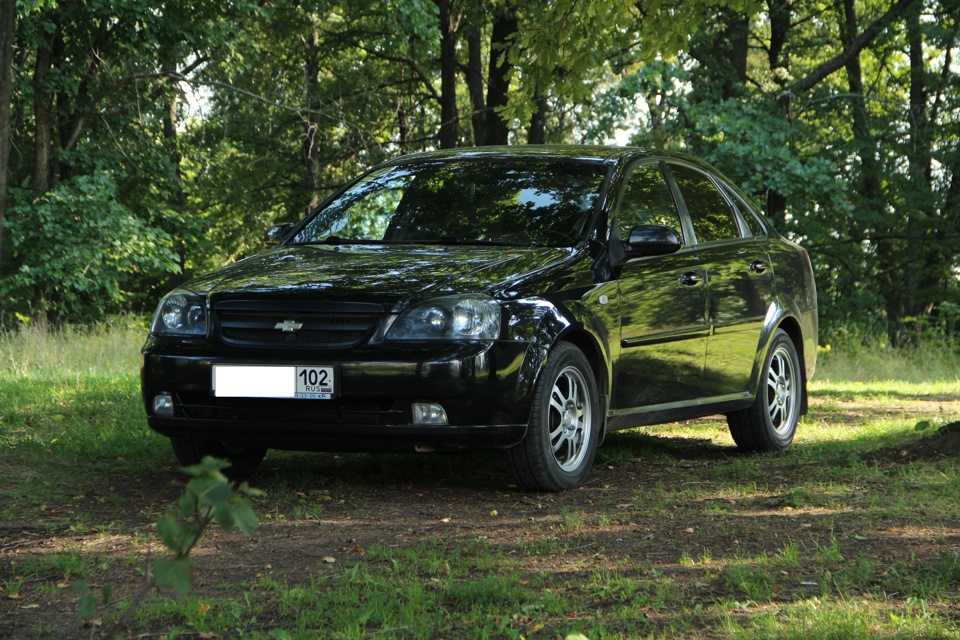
[4, 0, 960, 345]
[2, 320, 265, 627]
[2, 173, 179, 321]
[72, 456, 262, 622]
[73, 581, 113, 622]
[152, 456, 262, 598]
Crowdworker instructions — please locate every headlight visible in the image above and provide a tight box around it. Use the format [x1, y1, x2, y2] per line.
[387, 295, 500, 341]
[150, 291, 207, 336]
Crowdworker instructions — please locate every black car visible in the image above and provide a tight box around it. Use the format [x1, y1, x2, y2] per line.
[142, 146, 817, 491]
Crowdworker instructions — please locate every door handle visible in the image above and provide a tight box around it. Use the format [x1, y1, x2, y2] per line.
[749, 260, 768, 274]
[679, 271, 703, 287]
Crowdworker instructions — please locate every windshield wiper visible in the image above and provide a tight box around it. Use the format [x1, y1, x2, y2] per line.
[291, 236, 536, 248]
[293, 236, 393, 246]
[414, 236, 533, 247]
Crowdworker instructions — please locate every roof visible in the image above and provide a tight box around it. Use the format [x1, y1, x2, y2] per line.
[385, 145, 655, 166]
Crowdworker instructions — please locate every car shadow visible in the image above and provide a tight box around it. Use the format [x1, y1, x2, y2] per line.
[253, 448, 512, 492]
[598, 429, 737, 463]
[248, 427, 745, 494]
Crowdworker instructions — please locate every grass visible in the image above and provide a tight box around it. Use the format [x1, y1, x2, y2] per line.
[0, 317, 171, 521]
[815, 328, 960, 384]
[0, 315, 146, 375]
[1, 320, 959, 638]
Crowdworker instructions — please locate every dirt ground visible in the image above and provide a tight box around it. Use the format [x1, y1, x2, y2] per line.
[3, 393, 960, 639]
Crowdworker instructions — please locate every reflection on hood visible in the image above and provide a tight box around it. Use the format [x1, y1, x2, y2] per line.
[184, 244, 576, 305]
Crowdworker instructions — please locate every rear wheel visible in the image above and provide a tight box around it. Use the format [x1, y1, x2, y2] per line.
[727, 329, 801, 451]
[506, 343, 600, 491]
[170, 436, 267, 479]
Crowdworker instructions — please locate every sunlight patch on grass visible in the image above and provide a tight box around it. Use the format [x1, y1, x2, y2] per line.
[811, 379, 960, 399]
[725, 596, 960, 639]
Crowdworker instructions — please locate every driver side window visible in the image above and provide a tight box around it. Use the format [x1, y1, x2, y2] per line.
[616, 163, 684, 245]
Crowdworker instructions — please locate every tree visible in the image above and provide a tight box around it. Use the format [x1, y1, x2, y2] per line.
[606, 0, 958, 341]
[2, 0, 958, 341]
[0, 0, 14, 268]
[2, 0, 258, 319]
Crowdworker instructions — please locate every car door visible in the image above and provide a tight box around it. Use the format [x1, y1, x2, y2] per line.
[612, 162, 709, 410]
[665, 163, 776, 398]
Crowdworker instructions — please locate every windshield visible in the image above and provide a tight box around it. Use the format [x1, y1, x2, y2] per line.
[289, 158, 609, 247]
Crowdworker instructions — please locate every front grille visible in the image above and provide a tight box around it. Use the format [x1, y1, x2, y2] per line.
[213, 301, 384, 348]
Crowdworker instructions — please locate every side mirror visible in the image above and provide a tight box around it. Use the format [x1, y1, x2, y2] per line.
[265, 223, 294, 245]
[626, 225, 682, 256]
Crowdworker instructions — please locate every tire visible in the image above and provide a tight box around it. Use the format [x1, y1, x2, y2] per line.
[170, 436, 267, 479]
[506, 343, 600, 492]
[727, 329, 802, 451]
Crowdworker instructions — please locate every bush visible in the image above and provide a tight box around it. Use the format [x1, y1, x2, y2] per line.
[1, 173, 180, 322]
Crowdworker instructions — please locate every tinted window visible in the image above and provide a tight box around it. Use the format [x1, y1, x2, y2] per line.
[669, 165, 740, 243]
[616, 163, 683, 244]
[739, 206, 764, 236]
[721, 185, 766, 237]
[291, 159, 608, 247]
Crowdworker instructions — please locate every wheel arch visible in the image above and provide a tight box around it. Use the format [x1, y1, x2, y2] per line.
[557, 328, 610, 443]
[509, 297, 611, 431]
[764, 313, 808, 416]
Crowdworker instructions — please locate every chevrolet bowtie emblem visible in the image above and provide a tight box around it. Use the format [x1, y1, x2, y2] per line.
[275, 319, 304, 332]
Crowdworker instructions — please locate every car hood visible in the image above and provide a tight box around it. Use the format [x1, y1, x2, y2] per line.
[185, 244, 577, 306]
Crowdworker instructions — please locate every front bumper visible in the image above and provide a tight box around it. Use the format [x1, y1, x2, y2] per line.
[141, 338, 532, 452]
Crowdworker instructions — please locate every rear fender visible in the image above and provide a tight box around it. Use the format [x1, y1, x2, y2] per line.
[750, 297, 811, 415]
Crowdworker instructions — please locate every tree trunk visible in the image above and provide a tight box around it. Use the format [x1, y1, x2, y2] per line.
[689, 8, 748, 101]
[57, 16, 107, 182]
[765, 189, 788, 228]
[303, 33, 321, 212]
[790, 0, 919, 94]
[161, 45, 187, 288]
[941, 158, 960, 294]
[904, 1, 938, 326]
[465, 27, 486, 146]
[32, 40, 53, 198]
[436, 0, 459, 149]
[840, 0, 882, 213]
[838, 0, 895, 342]
[764, 1, 792, 226]
[484, 9, 517, 146]
[927, 16, 960, 334]
[724, 11, 749, 95]
[526, 94, 546, 144]
[9, 44, 27, 181]
[767, 0, 792, 79]
[0, 0, 15, 268]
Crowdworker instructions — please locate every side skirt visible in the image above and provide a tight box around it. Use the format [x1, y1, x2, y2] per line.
[605, 392, 753, 432]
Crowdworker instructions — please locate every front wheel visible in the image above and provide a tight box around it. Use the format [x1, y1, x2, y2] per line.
[170, 436, 267, 479]
[506, 343, 600, 491]
[727, 329, 802, 451]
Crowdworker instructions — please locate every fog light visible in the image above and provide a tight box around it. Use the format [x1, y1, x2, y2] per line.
[412, 402, 448, 425]
[153, 393, 175, 416]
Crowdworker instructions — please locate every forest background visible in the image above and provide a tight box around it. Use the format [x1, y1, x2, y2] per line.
[0, 0, 958, 347]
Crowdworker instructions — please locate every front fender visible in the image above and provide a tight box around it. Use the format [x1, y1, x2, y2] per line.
[502, 299, 571, 422]
[503, 287, 616, 425]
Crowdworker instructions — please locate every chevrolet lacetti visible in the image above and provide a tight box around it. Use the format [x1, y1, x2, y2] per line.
[141, 146, 817, 491]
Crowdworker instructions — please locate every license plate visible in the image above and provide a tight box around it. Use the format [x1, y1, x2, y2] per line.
[212, 365, 336, 399]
